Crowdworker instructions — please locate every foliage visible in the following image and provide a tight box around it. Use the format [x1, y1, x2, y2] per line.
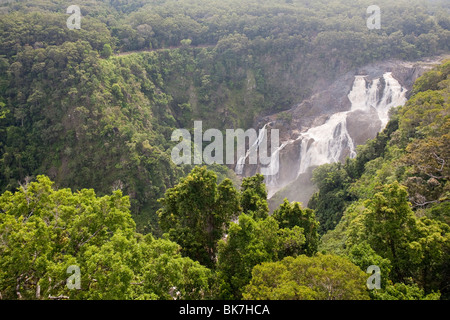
[240, 174, 269, 220]
[1, 0, 450, 301]
[1, 0, 449, 234]
[157, 166, 240, 268]
[242, 254, 370, 300]
[101, 44, 113, 59]
[363, 182, 417, 281]
[347, 242, 392, 289]
[216, 212, 311, 299]
[317, 61, 450, 299]
[272, 198, 319, 255]
[308, 162, 355, 234]
[0, 175, 211, 300]
[371, 282, 440, 300]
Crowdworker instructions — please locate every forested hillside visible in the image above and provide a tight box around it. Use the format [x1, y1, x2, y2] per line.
[1, 0, 449, 232]
[0, 0, 449, 301]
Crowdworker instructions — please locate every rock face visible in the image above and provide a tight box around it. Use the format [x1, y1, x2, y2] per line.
[234, 55, 448, 209]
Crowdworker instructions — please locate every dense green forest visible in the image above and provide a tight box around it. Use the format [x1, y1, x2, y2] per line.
[1, 0, 449, 231]
[0, 0, 449, 300]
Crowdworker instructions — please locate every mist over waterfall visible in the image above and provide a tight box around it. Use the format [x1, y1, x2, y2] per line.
[240, 72, 408, 200]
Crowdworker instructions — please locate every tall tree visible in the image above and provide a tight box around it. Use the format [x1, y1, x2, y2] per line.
[272, 199, 319, 256]
[216, 211, 308, 299]
[216, 214, 281, 299]
[308, 162, 354, 234]
[158, 166, 240, 268]
[240, 174, 269, 220]
[363, 182, 417, 282]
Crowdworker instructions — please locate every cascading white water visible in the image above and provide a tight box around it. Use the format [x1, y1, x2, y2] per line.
[296, 111, 356, 175]
[234, 124, 268, 175]
[263, 140, 291, 186]
[295, 72, 407, 177]
[347, 76, 379, 112]
[347, 72, 407, 126]
[376, 73, 408, 127]
[235, 72, 407, 199]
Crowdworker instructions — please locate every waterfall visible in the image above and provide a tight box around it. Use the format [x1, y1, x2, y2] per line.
[348, 72, 407, 126]
[296, 111, 356, 176]
[263, 140, 292, 186]
[236, 72, 407, 200]
[294, 72, 406, 177]
[234, 124, 268, 175]
[347, 76, 380, 111]
[376, 72, 408, 127]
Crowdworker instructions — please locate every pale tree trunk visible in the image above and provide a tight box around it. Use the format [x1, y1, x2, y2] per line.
[36, 282, 41, 300]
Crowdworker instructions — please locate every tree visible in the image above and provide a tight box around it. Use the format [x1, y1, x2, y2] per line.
[243, 254, 370, 300]
[180, 39, 192, 47]
[0, 102, 8, 119]
[216, 207, 313, 300]
[240, 174, 269, 220]
[403, 134, 450, 207]
[407, 217, 450, 295]
[80, 233, 211, 300]
[0, 175, 212, 300]
[272, 199, 319, 256]
[347, 242, 392, 289]
[101, 43, 113, 58]
[363, 182, 417, 282]
[157, 166, 240, 268]
[216, 214, 281, 299]
[309, 162, 354, 234]
[371, 282, 440, 300]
